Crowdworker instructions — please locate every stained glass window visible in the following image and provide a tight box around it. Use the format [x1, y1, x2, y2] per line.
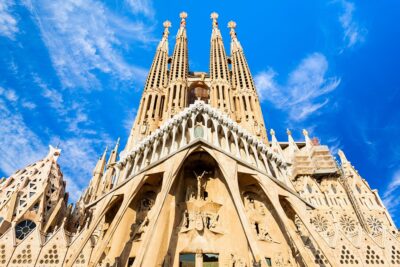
[15, 220, 36, 240]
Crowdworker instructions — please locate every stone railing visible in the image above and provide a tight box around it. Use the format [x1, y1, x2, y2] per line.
[113, 101, 288, 185]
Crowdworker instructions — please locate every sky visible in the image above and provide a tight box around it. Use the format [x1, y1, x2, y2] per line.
[0, 0, 399, 225]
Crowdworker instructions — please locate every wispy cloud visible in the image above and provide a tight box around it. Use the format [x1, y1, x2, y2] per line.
[126, 0, 155, 18]
[53, 136, 111, 201]
[32, 74, 94, 135]
[383, 170, 400, 219]
[338, 0, 367, 49]
[0, 85, 113, 201]
[0, 0, 18, 39]
[0, 86, 37, 110]
[0, 90, 45, 175]
[22, 0, 153, 89]
[255, 53, 341, 121]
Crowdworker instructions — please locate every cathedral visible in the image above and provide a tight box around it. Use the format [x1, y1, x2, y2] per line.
[0, 12, 399, 267]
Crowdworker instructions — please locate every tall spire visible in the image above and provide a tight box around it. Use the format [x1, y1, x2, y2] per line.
[165, 12, 189, 118]
[86, 147, 107, 203]
[228, 21, 268, 143]
[209, 12, 234, 116]
[100, 138, 120, 194]
[125, 21, 171, 150]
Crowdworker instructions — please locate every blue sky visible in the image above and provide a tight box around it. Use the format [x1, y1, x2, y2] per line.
[0, 1, 399, 224]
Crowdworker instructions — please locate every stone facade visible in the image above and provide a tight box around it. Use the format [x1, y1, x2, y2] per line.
[0, 12, 399, 267]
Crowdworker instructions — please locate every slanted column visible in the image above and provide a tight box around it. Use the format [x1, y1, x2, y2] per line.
[160, 132, 168, 157]
[113, 165, 122, 186]
[261, 153, 273, 177]
[181, 119, 187, 146]
[150, 139, 159, 162]
[171, 125, 178, 152]
[242, 138, 250, 162]
[233, 131, 241, 158]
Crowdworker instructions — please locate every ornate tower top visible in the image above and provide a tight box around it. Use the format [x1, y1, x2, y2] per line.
[228, 20, 237, 37]
[179, 11, 188, 27]
[162, 20, 171, 37]
[211, 12, 219, 28]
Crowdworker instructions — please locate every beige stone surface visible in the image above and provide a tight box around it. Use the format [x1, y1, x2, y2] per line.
[0, 12, 398, 267]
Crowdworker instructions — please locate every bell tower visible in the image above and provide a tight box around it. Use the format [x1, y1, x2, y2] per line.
[164, 12, 189, 118]
[126, 20, 171, 150]
[209, 12, 234, 118]
[228, 20, 268, 142]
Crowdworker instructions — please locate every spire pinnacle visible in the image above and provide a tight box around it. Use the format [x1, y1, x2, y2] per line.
[162, 20, 171, 38]
[179, 12, 188, 27]
[302, 129, 312, 147]
[211, 12, 219, 28]
[270, 129, 275, 136]
[93, 147, 107, 175]
[228, 20, 237, 38]
[287, 129, 297, 147]
[338, 149, 349, 164]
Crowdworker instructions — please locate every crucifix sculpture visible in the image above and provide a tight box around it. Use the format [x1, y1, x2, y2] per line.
[193, 170, 208, 200]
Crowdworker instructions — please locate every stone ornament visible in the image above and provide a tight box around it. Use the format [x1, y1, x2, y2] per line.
[340, 214, 357, 234]
[367, 216, 384, 236]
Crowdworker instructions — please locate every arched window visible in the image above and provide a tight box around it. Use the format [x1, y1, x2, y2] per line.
[355, 184, 362, 194]
[15, 220, 36, 240]
[331, 184, 337, 194]
[307, 184, 312, 193]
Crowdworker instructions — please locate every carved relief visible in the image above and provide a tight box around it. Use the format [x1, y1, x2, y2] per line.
[310, 214, 328, 233]
[131, 194, 156, 242]
[230, 254, 246, 267]
[274, 251, 291, 267]
[180, 170, 223, 234]
[339, 215, 356, 235]
[242, 191, 275, 242]
[366, 216, 383, 236]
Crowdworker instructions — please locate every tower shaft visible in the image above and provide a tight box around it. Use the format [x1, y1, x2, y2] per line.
[126, 21, 171, 149]
[164, 12, 189, 118]
[229, 21, 268, 142]
[209, 13, 234, 117]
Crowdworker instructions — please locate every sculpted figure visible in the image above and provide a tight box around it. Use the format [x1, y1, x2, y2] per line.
[185, 185, 196, 201]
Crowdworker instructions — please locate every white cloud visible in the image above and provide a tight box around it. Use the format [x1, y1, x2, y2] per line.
[0, 0, 18, 39]
[254, 53, 341, 121]
[0, 95, 45, 175]
[0, 87, 112, 202]
[382, 170, 400, 218]
[338, 0, 367, 49]
[0, 86, 36, 110]
[126, 0, 155, 18]
[254, 68, 279, 102]
[32, 74, 95, 135]
[0, 86, 18, 102]
[53, 136, 109, 201]
[22, 0, 153, 89]
[123, 107, 137, 135]
[21, 101, 36, 110]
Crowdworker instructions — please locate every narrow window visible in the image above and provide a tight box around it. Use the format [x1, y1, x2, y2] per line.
[203, 253, 219, 265]
[179, 253, 195, 267]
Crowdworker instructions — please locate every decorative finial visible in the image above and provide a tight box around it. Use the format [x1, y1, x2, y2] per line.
[163, 20, 171, 29]
[286, 128, 292, 136]
[228, 20, 236, 29]
[211, 12, 219, 28]
[162, 20, 171, 37]
[179, 12, 188, 27]
[302, 129, 309, 137]
[228, 20, 237, 38]
[270, 129, 275, 136]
